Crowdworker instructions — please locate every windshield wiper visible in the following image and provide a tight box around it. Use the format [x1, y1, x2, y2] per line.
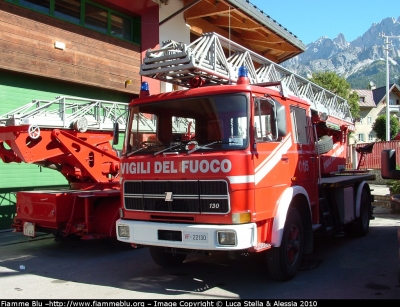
[186, 140, 237, 155]
[127, 142, 164, 156]
[153, 143, 182, 156]
[127, 146, 146, 156]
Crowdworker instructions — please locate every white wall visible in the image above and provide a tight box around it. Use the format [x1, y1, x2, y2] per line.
[158, 0, 190, 44]
[157, 0, 191, 93]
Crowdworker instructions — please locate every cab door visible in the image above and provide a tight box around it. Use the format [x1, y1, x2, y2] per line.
[289, 105, 318, 206]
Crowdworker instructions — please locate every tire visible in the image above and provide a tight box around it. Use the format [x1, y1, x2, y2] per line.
[317, 135, 333, 154]
[266, 207, 304, 281]
[149, 246, 187, 268]
[345, 188, 371, 237]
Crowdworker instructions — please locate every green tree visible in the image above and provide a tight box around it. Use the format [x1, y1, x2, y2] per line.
[372, 114, 399, 141]
[309, 71, 360, 119]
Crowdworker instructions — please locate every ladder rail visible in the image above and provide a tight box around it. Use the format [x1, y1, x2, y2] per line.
[140, 32, 353, 125]
[0, 96, 129, 131]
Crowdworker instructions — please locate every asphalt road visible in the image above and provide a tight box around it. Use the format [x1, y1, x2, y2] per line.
[0, 206, 399, 300]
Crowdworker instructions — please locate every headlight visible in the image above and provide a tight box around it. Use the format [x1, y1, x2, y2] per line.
[118, 225, 130, 238]
[217, 230, 236, 246]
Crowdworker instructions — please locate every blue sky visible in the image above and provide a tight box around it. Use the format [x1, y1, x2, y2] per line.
[250, 0, 400, 45]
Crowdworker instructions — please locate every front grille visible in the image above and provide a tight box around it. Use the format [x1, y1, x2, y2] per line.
[124, 180, 229, 214]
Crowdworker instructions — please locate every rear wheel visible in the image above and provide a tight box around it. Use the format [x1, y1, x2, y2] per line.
[345, 187, 370, 237]
[149, 246, 187, 268]
[266, 207, 304, 281]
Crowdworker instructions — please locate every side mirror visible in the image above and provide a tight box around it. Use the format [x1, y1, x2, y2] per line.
[113, 122, 119, 145]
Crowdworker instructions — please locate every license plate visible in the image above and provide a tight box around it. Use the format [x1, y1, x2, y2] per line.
[23, 222, 35, 237]
[182, 232, 208, 242]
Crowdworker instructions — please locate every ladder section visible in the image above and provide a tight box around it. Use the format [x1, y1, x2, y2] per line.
[0, 96, 129, 131]
[141, 32, 353, 125]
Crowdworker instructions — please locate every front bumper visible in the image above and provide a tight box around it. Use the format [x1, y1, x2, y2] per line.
[116, 219, 257, 250]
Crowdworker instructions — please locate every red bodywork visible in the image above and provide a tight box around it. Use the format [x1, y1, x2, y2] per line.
[0, 125, 121, 239]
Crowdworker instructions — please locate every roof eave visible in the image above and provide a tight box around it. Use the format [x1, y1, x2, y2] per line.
[227, 0, 306, 52]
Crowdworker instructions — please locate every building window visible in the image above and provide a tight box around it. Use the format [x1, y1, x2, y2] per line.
[20, 0, 50, 14]
[85, 2, 107, 33]
[111, 13, 132, 40]
[9, 0, 140, 44]
[54, 0, 80, 23]
[367, 116, 372, 125]
[359, 97, 365, 103]
[359, 118, 363, 125]
[358, 133, 365, 142]
[368, 133, 374, 141]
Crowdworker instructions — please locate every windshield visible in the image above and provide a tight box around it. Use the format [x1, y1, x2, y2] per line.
[123, 93, 249, 155]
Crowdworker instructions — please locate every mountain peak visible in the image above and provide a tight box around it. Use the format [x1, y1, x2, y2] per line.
[334, 33, 346, 41]
[333, 33, 348, 47]
[380, 16, 399, 26]
[282, 16, 400, 89]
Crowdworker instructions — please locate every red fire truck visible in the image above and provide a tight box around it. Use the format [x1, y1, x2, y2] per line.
[115, 33, 375, 281]
[1, 96, 127, 241]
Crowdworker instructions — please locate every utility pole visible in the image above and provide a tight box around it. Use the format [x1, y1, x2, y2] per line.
[379, 33, 400, 141]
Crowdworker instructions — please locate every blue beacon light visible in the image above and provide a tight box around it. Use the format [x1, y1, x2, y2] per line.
[237, 66, 249, 85]
[140, 81, 150, 97]
[238, 66, 248, 77]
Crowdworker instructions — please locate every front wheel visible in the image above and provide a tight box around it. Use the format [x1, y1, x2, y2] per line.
[266, 207, 304, 281]
[149, 246, 187, 268]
